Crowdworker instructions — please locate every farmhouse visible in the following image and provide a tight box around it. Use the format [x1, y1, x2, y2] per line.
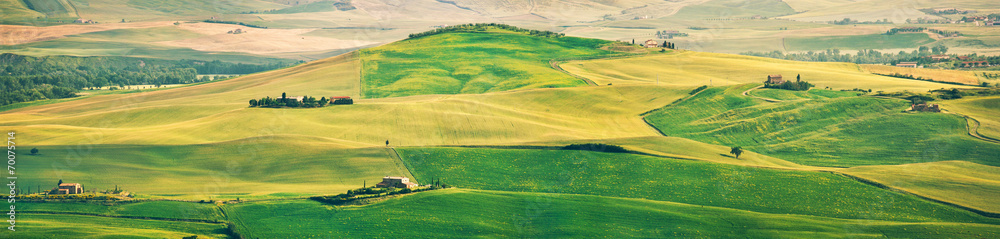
[896, 62, 918, 68]
[284, 96, 304, 102]
[644, 39, 658, 48]
[73, 19, 95, 24]
[928, 55, 950, 61]
[376, 176, 418, 189]
[766, 75, 785, 84]
[910, 103, 941, 112]
[52, 183, 84, 194]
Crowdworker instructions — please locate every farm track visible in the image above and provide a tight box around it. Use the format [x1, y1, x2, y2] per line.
[952, 113, 1000, 144]
[741, 85, 782, 102]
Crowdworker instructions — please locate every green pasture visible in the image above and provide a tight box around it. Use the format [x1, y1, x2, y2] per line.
[395, 147, 997, 223]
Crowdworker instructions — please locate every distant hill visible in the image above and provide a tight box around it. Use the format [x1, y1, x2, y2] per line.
[358, 24, 631, 98]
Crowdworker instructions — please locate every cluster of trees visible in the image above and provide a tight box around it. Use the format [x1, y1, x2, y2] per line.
[871, 73, 968, 86]
[311, 181, 449, 205]
[740, 47, 955, 66]
[830, 18, 892, 25]
[407, 23, 565, 39]
[885, 27, 925, 35]
[203, 19, 267, 29]
[928, 29, 962, 37]
[0, 53, 292, 106]
[250, 93, 328, 108]
[982, 72, 1000, 79]
[765, 75, 814, 91]
[655, 30, 687, 39]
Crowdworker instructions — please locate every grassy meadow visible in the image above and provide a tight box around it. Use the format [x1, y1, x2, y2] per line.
[396, 147, 997, 223]
[223, 189, 1000, 238]
[785, 33, 935, 51]
[16, 141, 411, 199]
[938, 96, 1000, 140]
[842, 161, 1000, 214]
[645, 84, 1000, 167]
[559, 51, 973, 91]
[21, 201, 225, 221]
[16, 214, 229, 238]
[358, 29, 619, 98]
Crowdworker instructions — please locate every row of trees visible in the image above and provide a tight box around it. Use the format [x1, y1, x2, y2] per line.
[251, 95, 327, 108]
[0, 53, 293, 106]
[830, 18, 892, 25]
[407, 23, 565, 39]
[740, 47, 953, 66]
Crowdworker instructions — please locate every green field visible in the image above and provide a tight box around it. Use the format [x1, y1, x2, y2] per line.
[22, 201, 224, 221]
[842, 161, 1000, 214]
[750, 88, 861, 101]
[645, 85, 1000, 167]
[560, 51, 971, 92]
[0, 37, 295, 64]
[358, 29, 618, 98]
[671, 0, 796, 19]
[396, 147, 996, 223]
[224, 189, 1000, 238]
[939, 96, 1000, 140]
[14, 214, 228, 238]
[16, 141, 411, 199]
[785, 33, 936, 51]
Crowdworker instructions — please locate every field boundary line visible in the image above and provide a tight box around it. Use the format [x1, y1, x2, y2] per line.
[549, 52, 651, 86]
[832, 172, 1000, 219]
[24, 211, 227, 224]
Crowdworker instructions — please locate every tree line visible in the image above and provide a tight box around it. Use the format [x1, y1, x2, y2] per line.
[0, 53, 294, 106]
[407, 23, 565, 39]
[740, 47, 954, 66]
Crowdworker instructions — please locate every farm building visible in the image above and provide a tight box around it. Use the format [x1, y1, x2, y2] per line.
[644, 39, 658, 48]
[928, 55, 950, 60]
[73, 19, 95, 24]
[283, 96, 304, 102]
[330, 96, 353, 105]
[766, 75, 785, 84]
[896, 62, 918, 68]
[52, 183, 84, 194]
[376, 176, 418, 189]
[910, 103, 941, 112]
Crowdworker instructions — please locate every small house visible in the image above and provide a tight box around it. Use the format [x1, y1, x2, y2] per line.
[928, 55, 950, 61]
[896, 62, 918, 68]
[911, 103, 941, 112]
[52, 183, 84, 194]
[376, 176, 418, 189]
[644, 39, 659, 48]
[766, 75, 785, 84]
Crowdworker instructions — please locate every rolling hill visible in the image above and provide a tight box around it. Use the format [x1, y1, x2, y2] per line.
[4, 25, 1000, 238]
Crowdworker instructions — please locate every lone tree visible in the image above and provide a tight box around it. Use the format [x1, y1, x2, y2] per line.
[730, 146, 744, 159]
[30, 148, 38, 155]
[796, 74, 801, 81]
[58, 179, 63, 185]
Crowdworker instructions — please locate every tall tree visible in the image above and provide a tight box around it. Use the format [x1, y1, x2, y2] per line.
[730, 146, 744, 159]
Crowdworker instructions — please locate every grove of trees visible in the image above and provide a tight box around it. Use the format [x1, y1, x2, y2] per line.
[0, 53, 295, 106]
[407, 23, 565, 39]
